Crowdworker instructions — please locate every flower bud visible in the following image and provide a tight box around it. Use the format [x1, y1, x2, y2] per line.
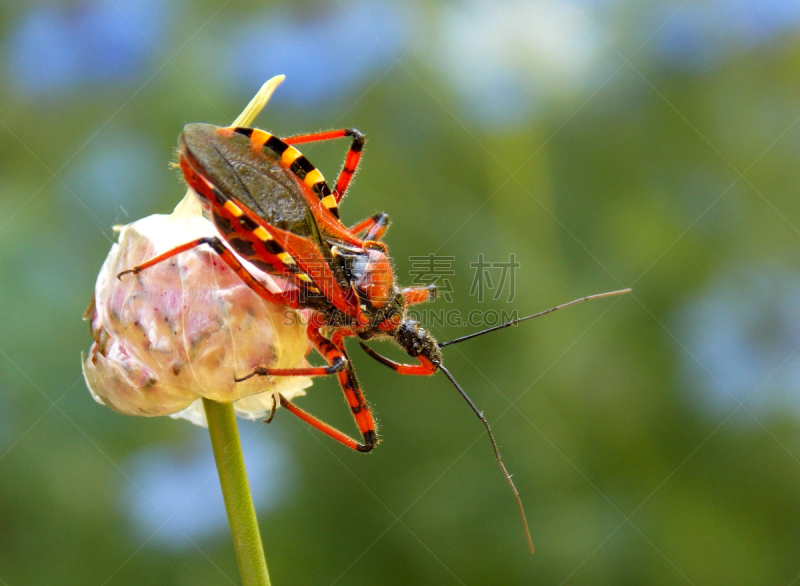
[83, 193, 313, 426]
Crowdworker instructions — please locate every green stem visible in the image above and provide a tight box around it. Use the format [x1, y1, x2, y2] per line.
[203, 398, 271, 586]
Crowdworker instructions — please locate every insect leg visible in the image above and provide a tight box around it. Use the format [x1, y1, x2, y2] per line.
[349, 213, 390, 240]
[117, 237, 301, 308]
[358, 342, 439, 375]
[402, 285, 438, 306]
[283, 128, 364, 203]
[279, 393, 377, 452]
[329, 329, 378, 442]
[274, 326, 379, 452]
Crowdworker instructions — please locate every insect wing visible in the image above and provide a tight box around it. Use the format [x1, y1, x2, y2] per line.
[224, 125, 364, 247]
[181, 125, 322, 238]
[179, 124, 355, 314]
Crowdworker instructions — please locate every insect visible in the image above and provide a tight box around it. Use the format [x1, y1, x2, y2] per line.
[118, 122, 630, 553]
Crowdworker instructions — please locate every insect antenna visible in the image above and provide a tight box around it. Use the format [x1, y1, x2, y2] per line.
[438, 364, 535, 554]
[439, 288, 632, 348]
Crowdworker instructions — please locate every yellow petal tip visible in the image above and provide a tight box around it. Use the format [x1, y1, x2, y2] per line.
[232, 74, 286, 128]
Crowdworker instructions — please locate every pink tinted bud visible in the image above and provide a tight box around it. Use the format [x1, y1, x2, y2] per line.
[83, 194, 312, 426]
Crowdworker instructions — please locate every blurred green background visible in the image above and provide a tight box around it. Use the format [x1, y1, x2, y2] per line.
[3, 0, 800, 584]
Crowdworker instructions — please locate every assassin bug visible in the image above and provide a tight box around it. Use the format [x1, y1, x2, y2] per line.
[118, 122, 630, 553]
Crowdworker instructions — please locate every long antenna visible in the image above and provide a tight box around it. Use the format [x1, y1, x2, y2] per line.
[438, 364, 535, 554]
[439, 288, 632, 348]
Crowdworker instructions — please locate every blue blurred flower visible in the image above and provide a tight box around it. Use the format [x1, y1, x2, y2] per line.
[676, 264, 800, 418]
[656, 0, 800, 68]
[65, 133, 162, 221]
[7, 0, 169, 96]
[225, 0, 410, 108]
[429, 0, 604, 129]
[121, 433, 291, 547]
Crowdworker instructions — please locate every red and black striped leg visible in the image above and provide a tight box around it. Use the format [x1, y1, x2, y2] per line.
[239, 323, 377, 451]
[349, 213, 390, 240]
[402, 284, 438, 306]
[329, 330, 377, 447]
[117, 236, 301, 308]
[358, 342, 439, 375]
[283, 128, 365, 203]
[281, 334, 378, 452]
[279, 393, 377, 452]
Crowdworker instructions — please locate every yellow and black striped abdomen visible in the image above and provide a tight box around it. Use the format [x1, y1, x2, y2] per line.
[232, 127, 341, 219]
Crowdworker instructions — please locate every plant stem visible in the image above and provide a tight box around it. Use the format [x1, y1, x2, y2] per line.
[203, 398, 271, 586]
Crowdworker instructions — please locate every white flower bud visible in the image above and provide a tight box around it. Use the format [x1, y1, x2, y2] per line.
[83, 192, 313, 427]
